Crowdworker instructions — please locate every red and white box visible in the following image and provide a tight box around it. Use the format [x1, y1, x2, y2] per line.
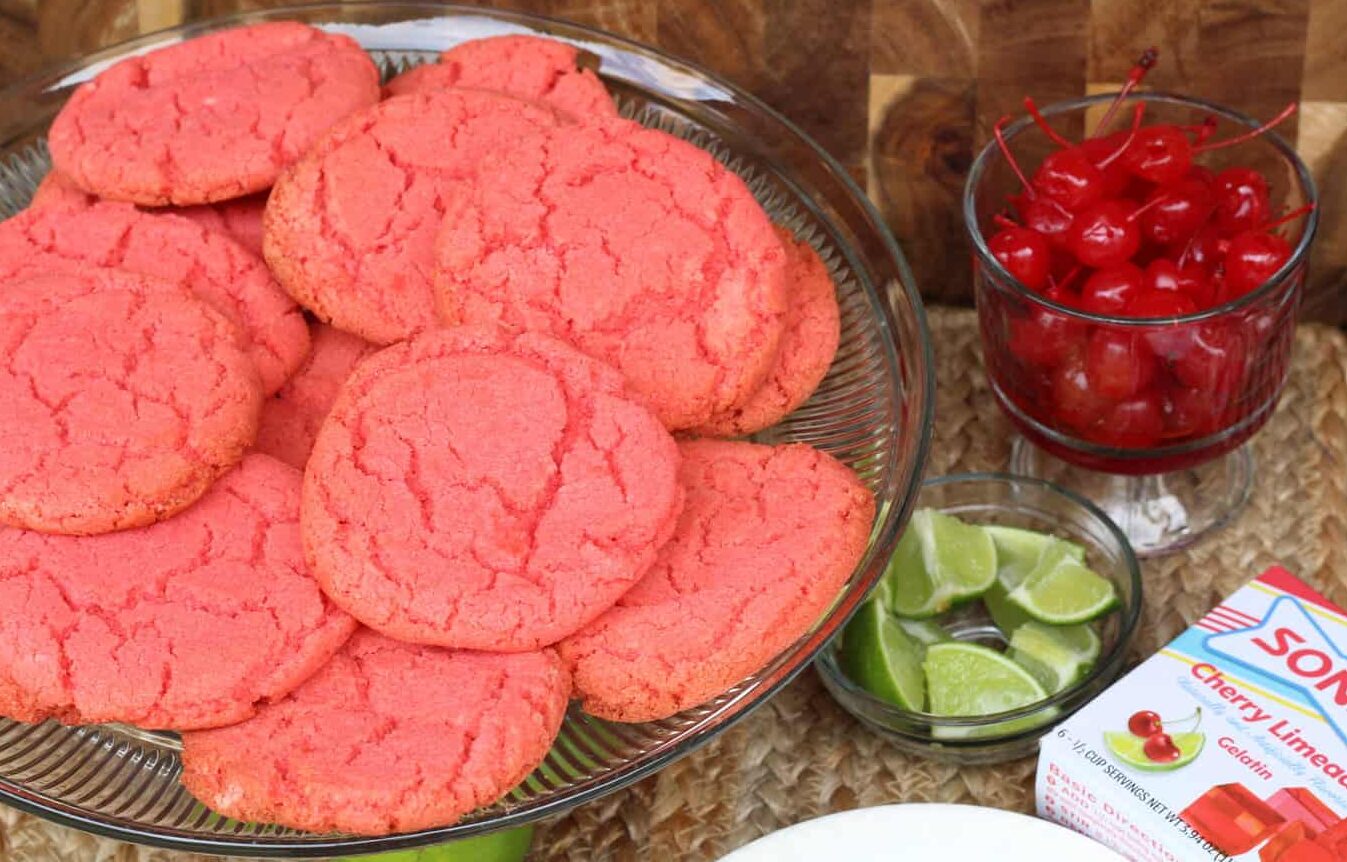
[1038, 567, 1347, 861]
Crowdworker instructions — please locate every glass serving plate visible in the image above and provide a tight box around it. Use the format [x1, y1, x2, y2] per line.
[0, 4, 934, 857]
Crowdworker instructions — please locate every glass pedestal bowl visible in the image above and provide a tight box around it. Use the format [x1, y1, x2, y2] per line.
[0, 4, 934, 857]
[966, 93, 1317, 556]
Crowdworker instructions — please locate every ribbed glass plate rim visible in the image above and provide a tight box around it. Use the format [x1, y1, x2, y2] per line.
[0, 3, 935, 856]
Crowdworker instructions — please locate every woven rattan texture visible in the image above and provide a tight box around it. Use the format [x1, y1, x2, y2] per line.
[3, 307, 1345, 862]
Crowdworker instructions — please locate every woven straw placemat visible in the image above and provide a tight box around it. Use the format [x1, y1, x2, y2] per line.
[3, 307, 1346, 862]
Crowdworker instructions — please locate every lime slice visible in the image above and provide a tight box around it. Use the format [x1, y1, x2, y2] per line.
[929, 510, 999, 596]
[1008, 621, 1101, 694]
[983, 581, 1033, 635]
[897, 618, 951, 646]
[1006, 555, 1118, 625]
[885, 517, 937, 617]
[1104, 731, 1205, 772]
[1048, 622, 1103, 660]
[925, 642, 1047, 715]
[338, 827, 533, 862]
[985, 526, 1086, 589]
[924, 641, 1054, 739]
[886, 510, 997, 618]
[840, 598, 926, 710]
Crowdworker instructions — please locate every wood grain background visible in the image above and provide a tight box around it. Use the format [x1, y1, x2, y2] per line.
[1, 0, 1344, 322]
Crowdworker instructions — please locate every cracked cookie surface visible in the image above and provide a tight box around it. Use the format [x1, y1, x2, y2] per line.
[302, 326, 683, 651]
[558, 439, 875, 722]
[0, 200, 308, 394]
[0, 453, 356, 728]
[255, 322, 378, 470]
[0, 269, 264, 535]
[434, 117, 787, 430]
[384, 34, 617, 120]
[264, 89, 559, 344]
[30, 172, 268, 258]
[47, 21, 380, 206]
[694, 226, 841, 436]
[181, 630, 569, 835]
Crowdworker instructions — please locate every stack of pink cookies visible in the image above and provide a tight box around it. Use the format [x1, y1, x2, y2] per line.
[0, 23, 875, 837]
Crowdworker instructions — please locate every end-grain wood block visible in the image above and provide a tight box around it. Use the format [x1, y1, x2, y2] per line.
[869, 75, 976, 305]
[976, 0, 1090, 145]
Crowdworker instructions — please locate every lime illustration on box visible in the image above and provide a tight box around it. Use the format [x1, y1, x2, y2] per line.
[1038, 567, 1347, 861]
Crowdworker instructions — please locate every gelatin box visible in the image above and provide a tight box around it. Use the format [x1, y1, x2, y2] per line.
[1038, 567, 1347, 861]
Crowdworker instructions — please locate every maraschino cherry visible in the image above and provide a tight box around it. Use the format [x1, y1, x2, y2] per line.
[989, 223, 1052, 291]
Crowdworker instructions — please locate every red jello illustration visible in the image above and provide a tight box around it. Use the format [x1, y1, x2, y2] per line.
[1314, 819, 1347, 857]
[1280, 841, 1334, 861]
[1263, 823, 1338, 862]
[1268, 788, 1342, 836]
[1263, 823, 1308, 861]
[1182, 783, 1285, 855]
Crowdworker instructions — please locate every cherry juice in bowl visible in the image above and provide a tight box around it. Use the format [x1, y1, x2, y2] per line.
[965, 84, 1316, 553]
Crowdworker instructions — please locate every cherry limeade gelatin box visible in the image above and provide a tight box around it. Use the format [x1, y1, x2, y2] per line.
[1037, 567, 1347, 861]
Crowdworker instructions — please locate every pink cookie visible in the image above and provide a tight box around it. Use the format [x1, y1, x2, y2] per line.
[48, 22, 379, 205]
[558, 439, 875, 722]
[384, 34, 617, 120]
[302, 327, 683, 651]
[264, 89, 558, 344]
[694, 226, 841, 436]
[0, 454, 356, 728]
[29, 172, 268, 258]
[0, 269, 263, 535]
[181, 631, 569, 835]
[434, 117, 788, 430]
[176, 193, 268, 258]
[254, 322, 379, 470]
[0, 200, 308, 394]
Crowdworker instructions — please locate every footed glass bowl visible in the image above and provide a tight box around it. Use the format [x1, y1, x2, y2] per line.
[0, 3, 934, 857]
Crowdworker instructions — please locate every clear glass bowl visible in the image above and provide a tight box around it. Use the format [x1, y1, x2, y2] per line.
[816, 473, 1142, 764]
[0, 3, 934, 857]
[965, 93, 1317, 554]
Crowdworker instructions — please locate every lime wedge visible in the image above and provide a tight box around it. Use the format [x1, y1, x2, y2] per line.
[924, 641, 1054, 739]
[924, 641, 1047, 716]
[886, 510, 997, 618]
[929, 510, 999, 596]
[983, 580, 1033, 635]
[1104, 731, 1205, 772]
[1008, 621, 1101, 694]
[1006, 555, 1118, 625]
[840, 598, 926, 710]
[985, 526, 1086, 589]
[885, 518, 937, 617]
[897, 618, 951, 646]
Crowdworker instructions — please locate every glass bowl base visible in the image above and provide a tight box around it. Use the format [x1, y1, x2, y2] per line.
[1009, 437, 1253, 557]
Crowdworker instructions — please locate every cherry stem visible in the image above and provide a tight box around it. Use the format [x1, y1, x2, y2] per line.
[1024, 97, 1073, 148]
[1176, 217, 1209, 268]
[994, 115, 1036, 198]
[1096, 102, 1147, 169]
[1181, 117, 1218, 144]
[1057, 265, 1085, 293]
[1127, 194, 1167, 223]
[993, 213, 1021, 230]
[1163, 706, 1202, 733]
[1194, 101, 1298, 153]
[1258, 202, 1316, 235]
[1092, 46, 1159, 136]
